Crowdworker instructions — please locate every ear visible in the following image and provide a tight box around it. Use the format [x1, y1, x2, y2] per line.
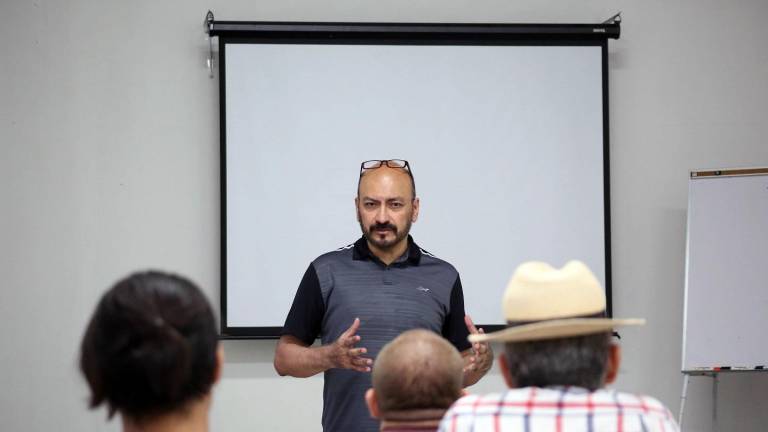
[355, 197, 361, 222]
[214, 344, 225, 385]
[604, 344, 621, 385]
[365, 388, 381, 419]
[411, 197, 420, 223]
[498, 353, 515, 389]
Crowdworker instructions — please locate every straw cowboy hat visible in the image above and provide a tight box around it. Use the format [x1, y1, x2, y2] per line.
[470, 260, 645, 343]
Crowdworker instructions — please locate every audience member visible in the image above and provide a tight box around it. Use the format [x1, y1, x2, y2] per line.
[439, 261, 680, 432]
[366, 329, 465, 432]
[80, 271, 222, 432]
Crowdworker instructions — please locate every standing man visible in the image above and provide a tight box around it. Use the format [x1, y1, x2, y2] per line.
[274, 159, 493, 432]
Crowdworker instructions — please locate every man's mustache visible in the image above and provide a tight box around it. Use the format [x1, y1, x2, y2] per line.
[369, 223, 397, 234]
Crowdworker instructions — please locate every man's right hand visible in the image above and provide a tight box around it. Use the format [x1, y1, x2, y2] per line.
[274, 318, 372, 377]
[326, 318, 372, 372]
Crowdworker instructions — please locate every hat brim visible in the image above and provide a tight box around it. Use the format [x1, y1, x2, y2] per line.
[469, 318, 646, 343]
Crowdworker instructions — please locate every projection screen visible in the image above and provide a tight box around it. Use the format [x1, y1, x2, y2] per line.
[217, 23, 614, 337]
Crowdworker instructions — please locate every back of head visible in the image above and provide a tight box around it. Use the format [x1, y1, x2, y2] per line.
[373, 329, 463, 416]
[79, 271, 218, 422]
[472, 261, 642, 391]
[503, 332, 611, 391]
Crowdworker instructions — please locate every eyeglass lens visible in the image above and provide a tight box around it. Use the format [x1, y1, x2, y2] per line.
[361, 159, 408, 170]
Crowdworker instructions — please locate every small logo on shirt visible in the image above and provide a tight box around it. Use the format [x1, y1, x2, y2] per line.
[417, 286, 430, 293]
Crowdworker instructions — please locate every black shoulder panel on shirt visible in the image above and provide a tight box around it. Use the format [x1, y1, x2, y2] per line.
[442, 275, 472, 352]
[281, 264, 325, 345]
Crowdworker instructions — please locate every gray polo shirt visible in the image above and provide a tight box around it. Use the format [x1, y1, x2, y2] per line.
[282, 236, 471, 432]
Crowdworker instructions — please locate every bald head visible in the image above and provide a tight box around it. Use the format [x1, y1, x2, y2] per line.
[358, 166, 416, 201]
[371, 329, 464, 416]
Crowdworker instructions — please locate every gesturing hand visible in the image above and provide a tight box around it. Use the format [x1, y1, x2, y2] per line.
[463, 315, 493, 374]
[327, 318, 373, 372]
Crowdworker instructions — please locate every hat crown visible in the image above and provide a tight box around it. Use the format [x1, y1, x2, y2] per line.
[502, 260, 605, 321]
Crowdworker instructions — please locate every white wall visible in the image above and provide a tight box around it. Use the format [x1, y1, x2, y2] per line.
[1, 1, 767, 431]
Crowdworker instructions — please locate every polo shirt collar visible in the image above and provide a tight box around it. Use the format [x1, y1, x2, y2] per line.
[353, 235, 422, 265]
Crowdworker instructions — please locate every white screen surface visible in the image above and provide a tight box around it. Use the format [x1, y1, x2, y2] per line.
[224, 43, 606, 330]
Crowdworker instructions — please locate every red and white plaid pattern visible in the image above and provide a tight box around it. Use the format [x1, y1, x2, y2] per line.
[439, 387, 679, 432]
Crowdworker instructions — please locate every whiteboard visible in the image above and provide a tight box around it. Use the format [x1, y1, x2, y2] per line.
[683, 170, 768, 371]
[222, 41, 609, 336]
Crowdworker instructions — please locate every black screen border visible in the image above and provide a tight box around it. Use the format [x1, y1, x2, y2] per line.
[216, 22, 617, 339]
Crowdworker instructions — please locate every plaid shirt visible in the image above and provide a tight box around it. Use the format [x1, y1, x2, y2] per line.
[438, 387, 680, 432]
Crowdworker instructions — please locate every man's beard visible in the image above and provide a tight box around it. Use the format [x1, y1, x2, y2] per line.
[358, 215, 412, 251]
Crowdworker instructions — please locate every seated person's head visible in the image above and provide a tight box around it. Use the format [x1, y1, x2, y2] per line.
[502, 331, 616, 390]
[366, 329, 464, 423]
[79, 271, 222, 428]
[470, 261, 644, 391]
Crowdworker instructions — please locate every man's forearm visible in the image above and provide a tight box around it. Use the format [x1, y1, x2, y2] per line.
[274, 337, 333, 377]
[275, 319, 371, 377]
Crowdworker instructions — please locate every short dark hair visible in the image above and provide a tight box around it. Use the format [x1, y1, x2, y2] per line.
[79, 271, 218, 422]
[503, 332, 611, 391]
[373, 329, 463, 415]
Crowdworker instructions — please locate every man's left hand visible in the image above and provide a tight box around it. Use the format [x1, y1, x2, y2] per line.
[462, 315, 493, 375]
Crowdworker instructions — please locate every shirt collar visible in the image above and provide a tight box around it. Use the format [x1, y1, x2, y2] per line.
[353, 235, 422, 266]
[542, 385, 592, 394]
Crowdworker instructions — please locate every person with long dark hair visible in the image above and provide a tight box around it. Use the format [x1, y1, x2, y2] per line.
[80, 271, 222, 432]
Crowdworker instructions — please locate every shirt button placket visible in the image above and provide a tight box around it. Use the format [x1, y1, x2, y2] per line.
[382, 266, 394, 285]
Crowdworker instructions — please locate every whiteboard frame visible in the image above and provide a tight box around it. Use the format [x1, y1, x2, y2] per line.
[682, 167, 768, 372]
